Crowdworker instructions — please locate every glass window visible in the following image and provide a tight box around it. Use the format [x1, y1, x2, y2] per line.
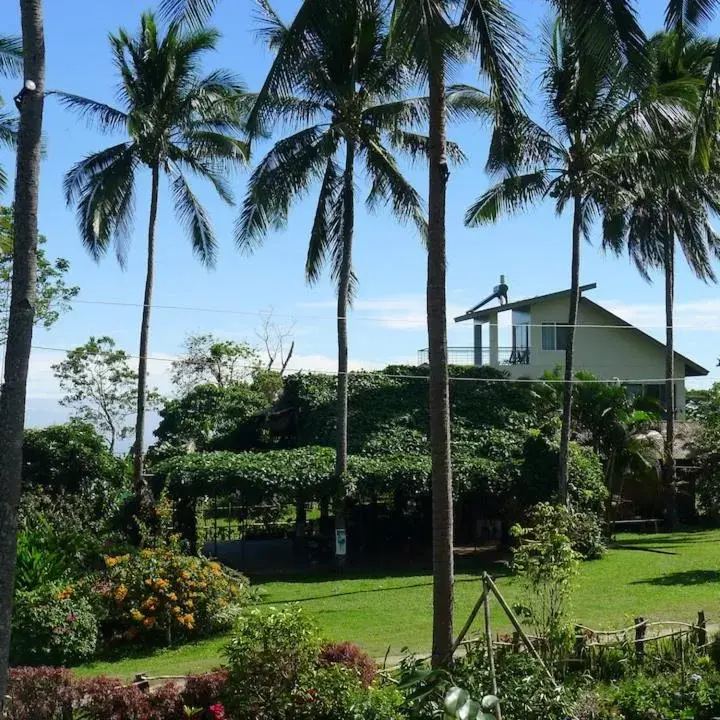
[556, 325, 569, 351]
[541, 323, 556, 350]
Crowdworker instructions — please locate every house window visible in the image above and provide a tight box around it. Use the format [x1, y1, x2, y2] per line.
[541, 323, 569, 351]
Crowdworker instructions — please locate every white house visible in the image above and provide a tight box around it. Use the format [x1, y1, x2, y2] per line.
[420, 281, 708, 417]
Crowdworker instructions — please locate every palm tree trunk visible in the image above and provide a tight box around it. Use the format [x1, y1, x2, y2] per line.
[334, 137, 355, 566]
[664, 217, 679, 529]
[132, 162, 160, 519]
[0, 0, 45, 704]
[558, 192, 582, 505]
[427, 50, 453, 668]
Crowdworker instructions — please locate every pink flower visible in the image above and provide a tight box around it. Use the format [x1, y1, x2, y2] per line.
[209, 703, 227, 720]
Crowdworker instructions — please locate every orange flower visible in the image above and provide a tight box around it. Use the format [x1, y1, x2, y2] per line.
[142, 596, 158, 612]
[114, 584, 128, 602]
[104, 556, 120, 567]
[154, 579, 169, 591]
[130, 608, 145, 622]
[186, 599, 194, 609]
[172, 606, 182, 616]
[142, 616, 156, 629]
[145, 578, 153, 586]
[180, 571, 191, 581]
[179, 613, 195, 630]
[56, 586, 73, 600]
[167, 592, 178, 602]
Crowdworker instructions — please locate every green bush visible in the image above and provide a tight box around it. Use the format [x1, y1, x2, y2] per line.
[223, 606, 322, 719]
[10, 585, 98, 666]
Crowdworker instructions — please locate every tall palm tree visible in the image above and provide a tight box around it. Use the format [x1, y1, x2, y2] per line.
[602, 30, 720, 528]
[465, 17, 677, 506]
[0, 1, 45, 705]
[235, 0, 436, 562]
[56, 12, 249, 512]
[0, 35, 22, 192]
[388, 0, 523, 667]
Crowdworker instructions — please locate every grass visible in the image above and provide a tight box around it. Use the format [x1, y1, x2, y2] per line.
[74, 529, 720, 680]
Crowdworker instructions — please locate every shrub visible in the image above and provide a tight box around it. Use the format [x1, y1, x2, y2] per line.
[5, 666, 74, 720]
[511, 504, 579, 662]
[146, 682, 184, 720]
[182, 671, 228, 711]
[319, 642, 377, 688]
[72, 676, 152, 720]
[89, 547, 252, 646]
[223, 606, 322, 719]
[10, 586, 98, 666]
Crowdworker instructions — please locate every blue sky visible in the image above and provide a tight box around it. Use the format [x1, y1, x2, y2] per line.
[1, 0, 719, 434]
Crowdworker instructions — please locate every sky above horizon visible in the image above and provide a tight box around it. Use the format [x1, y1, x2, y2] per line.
[1, 0, 719, 444]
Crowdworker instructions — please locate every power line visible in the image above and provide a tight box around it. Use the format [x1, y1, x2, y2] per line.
[67, 297, 720, 331]
[29, 344, 696, 385]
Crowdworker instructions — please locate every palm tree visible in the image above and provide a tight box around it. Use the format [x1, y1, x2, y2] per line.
[0, 1, 45, 705]
[56, 12, 249, 512]
[464, 17, 677, 507]
[0, 35, 22, 192]
[602, 30, 720, 528]
[235, 0, 436, 563]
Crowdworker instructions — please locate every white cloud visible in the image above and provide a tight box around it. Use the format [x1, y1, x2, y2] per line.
[302, 294, 468, 331]
[601, 298, 720, 332]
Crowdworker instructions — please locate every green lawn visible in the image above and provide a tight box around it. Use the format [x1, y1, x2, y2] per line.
[74, 530, 720, 680]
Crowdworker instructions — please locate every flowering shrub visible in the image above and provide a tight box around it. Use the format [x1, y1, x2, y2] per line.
[6, 669, 229, 720]
[10, 585, 98, 666]
[5, 666, 74, 720]
[319, 641, 377, 688]
[90, 548, 252, 645]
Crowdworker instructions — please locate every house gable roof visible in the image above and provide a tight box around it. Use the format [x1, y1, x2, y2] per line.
[581, 297, 708, 377]
[454, 283, 709, 377]
[454, 283, 597, 322]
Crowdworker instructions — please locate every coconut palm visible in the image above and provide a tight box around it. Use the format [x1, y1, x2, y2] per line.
[0, 4, 44, 706]
[0, 35, 22, 193]
[601, 30, 720, 528]
[235, 0, 447, 560]
[465, 17, 681, 508]
[56, 12, 249, 511]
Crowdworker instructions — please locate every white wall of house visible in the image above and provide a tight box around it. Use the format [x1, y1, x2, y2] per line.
[495, 296, 688, 415]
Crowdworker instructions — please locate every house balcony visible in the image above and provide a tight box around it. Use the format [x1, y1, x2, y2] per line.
[417, 346, 531, 366]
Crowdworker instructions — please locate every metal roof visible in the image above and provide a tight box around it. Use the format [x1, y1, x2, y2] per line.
[454, 283, 597, 322]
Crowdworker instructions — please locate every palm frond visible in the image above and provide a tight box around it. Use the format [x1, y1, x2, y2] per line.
[666, 0, 720, 31]
[158, 0, 218, 27]
[63, 142, 135, 204]
[170, 171, 217, 267]
[459, 0, 525, 115]
[49, 92, 128, 133]
[71, 145, 138, 266]
[254, 0, 289, 51]
[445, 83, 495, 121]
[362, 137, 427, 238]
[362, 96, 430, 130]
[0, 35, 22, 77]
[236, 125, 338, 251]
[0, 111, 18, 151]
[465, 171, 555, 226]
[306, 158, 343, 284]
[388, 129, 465, 165]
[168, 147, 236, 205]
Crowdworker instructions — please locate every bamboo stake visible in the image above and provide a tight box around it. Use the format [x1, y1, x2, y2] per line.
[483, 573, 558, 689]
[483, 576, 502, 720]
[447, 585, 488, 660]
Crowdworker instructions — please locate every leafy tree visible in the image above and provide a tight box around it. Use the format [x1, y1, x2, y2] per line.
[0, 0, 45, 706]
[171, 332, 260, 393]
[0, 206, 79, 343]
[52, 336, 143, 453]
[151, 382, 266, 458]
[601, 30, 720, 527]
[22, 421, 125, 494]
[464, 17, 674, 507]
[686, 383, 720, 421]
[235, 0, 431, 563]
[56, 13, 249, 510]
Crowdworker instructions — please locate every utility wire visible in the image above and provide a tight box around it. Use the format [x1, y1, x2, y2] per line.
[67, 297, 720, 331]
[29, 344, 696, 385]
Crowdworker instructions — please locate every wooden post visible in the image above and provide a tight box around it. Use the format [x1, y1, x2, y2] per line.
[697, 611, 708, 649]
[483, 578, 501, 720]
[634, 617, 646, 663]
[483, 573, 558, 688]
[573, 625, 585, 661]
